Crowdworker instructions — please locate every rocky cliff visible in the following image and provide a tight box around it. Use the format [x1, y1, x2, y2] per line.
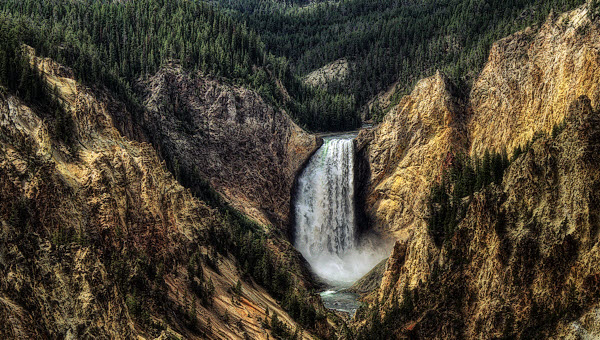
[470, 4, 600, 156]
[356, 71, 467, 238]
[356, 2, 600, 338]
[304, 59, 350, 90]
[137, 65, 320, 231]
[0, 52, 325, 339]
[358, 95, 600, 339]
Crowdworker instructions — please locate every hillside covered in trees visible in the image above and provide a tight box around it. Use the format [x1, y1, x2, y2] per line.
[0, 12, 337, 339]
[2, 0, 587, 129]
[215, 0, 586, 111]
[0, 0, 359, 132]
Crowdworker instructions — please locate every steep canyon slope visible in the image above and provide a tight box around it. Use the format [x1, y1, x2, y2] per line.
[360, 95, 600, 339]
[470, 4, 600, 155]
[0, 52, 324, 339]
[357, 71, 467, 239]
[138, 64, 321, 231]
[357, 2, 600, 338]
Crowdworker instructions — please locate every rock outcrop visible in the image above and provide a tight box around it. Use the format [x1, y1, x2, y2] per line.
[304, 59, 350, 90]
[356, 71, 467, 239]
[137, 65, 320, 231]
[360, 96, 600, 339]
[469, 4, 600, 155]
[355, 71, 467, 292]
[0, 53, 322, 339]
[355, 2, 600, 338]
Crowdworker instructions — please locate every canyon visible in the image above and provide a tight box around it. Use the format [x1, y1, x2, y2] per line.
[1, 1, 600, 339]
[0, 52, 332, 339]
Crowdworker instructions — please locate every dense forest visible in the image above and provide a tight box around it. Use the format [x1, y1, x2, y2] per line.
[0, 0, 359, 132]
[2, 0, 586, 129]
[215, 0, 586, 110]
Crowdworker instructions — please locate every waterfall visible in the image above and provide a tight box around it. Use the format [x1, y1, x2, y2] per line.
[294, 135, 388, 286]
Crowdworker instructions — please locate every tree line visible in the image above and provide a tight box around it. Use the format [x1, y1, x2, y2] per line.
[217, 0, 586, 112]
[428, 150, 510, 246]
[0, 9, 326, 336]
[0, 18, 75, 147]
[0, 0, 360, 132]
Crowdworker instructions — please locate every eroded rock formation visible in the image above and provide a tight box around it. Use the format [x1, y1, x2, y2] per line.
[304, 59, 350, 90]
[356, 71, 467, 239]
[137, 65, 321, 231]
[0, 53, 322, 339]
[356, 3, 600, 338]
[470, 5, 600, 155]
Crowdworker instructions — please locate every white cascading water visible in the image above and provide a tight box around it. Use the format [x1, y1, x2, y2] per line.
[294, 136, 388, 286]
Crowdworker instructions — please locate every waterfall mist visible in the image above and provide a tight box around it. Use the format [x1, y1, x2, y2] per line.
[294, 135, 391, 287]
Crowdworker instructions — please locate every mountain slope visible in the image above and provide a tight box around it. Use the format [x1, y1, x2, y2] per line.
[355, 2, 600, 338]
[358, 95, 600, 339]
[470, 4, 600, 155]
[0, 0, 360, 132]
[218, 0, 587, 107]
[137, 64, 320, 231]
[356, 71, 467, 240]
[0, 47, 327, 339]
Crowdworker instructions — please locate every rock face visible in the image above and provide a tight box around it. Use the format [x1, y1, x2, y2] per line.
[347, 259, 387, 296]
[356, 3, 600, 338]
[355, 71, 467, 290]
[356, 71, 467, 239]
[365, 96, 600, 338]
[0, 54, 320, 339]
[469, 5, 600, 155]
[304, 59, 350, 90]
[139, 65, 320, 230]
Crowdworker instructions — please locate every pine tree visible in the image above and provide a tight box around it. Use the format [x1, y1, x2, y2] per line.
[482, 150, 492, 187]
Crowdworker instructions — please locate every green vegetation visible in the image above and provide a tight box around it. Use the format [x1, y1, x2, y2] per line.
[0, 18, 75, 147]
[217, 0, 585, 110]
[2, 0, 586, 129]
[428, 150, 510, 246]
[368, 98, 385, 124]
[0, 0, 358, 131]
[205, 209, 325, 335]
[168, 152, 325, 334]
[0, 10, 327, 334]
[355, 285, 426, 340]
[551, 119, 568, 138]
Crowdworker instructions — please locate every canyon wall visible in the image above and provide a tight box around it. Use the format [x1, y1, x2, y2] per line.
[357, 3, 600, 338]
[470, 5, 600, 155]
[138, 65, 321, 231]
[0, 53, 322, 339]
[355, 71, 467, 289]
[356, 71, 467, 239]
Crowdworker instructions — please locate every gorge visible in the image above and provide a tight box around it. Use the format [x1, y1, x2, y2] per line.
[1, 0, 600, 339]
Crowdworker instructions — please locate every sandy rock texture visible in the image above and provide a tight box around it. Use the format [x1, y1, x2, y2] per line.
[137, 65, 320, 231]
[469, 4, 600, 155]
[304, 59, 350, 90]
[404, 96, 600, 338]
[355, 3, 600, 338]
[0, 53, 319, 339]
[356, 71, 467, 239]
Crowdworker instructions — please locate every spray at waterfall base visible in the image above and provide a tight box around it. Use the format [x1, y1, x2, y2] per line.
[293, 135, 392, 287]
